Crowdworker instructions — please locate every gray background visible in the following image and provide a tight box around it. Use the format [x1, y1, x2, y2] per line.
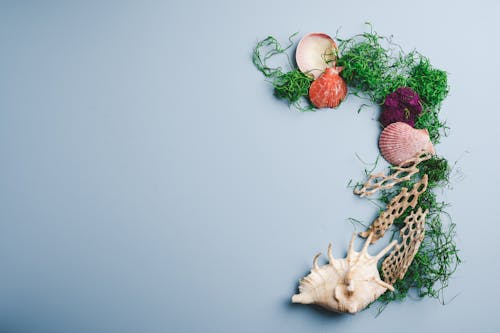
[0, 0, 498, 332]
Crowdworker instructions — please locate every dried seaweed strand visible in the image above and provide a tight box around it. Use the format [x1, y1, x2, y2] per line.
[252, 34, 313, 111]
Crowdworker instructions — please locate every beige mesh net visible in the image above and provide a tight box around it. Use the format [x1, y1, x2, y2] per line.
[354, 151, 432, 197]
[359, 174, 428, 244]
[381, 207, 428, 285]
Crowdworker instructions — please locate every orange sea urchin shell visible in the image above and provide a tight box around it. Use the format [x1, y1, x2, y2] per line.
[379, 122, 435, 166]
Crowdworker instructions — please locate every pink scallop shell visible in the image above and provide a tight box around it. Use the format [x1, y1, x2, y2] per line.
[379, 122, 435, 166]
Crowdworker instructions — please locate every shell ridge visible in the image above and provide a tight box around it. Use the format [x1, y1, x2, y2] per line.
[379, 122, 436, 166]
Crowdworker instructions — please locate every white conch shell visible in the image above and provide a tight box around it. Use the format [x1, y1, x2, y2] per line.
[292, 233, 397, 314]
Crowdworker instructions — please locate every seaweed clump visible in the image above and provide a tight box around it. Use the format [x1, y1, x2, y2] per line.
[336, 26, 449, 143]
[252, 35, 313, 111]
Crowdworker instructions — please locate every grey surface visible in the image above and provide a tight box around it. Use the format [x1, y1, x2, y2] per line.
[0, 1, 499, 332]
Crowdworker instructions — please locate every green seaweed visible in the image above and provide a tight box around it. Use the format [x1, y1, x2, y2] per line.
[415, 108, 448, 144]
[407, 59, 449, 110]
[273, 69, 313, 104]
[252, 34, 313, 111]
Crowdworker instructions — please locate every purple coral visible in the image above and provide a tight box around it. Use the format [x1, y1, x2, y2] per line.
[379, 87, 423, 127]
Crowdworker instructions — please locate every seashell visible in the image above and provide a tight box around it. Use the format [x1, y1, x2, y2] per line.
[292, 233, 397, 314]
[308, 67, 348, 108]
[379, 122, 435, 166]
[296, 33, 337, 80]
